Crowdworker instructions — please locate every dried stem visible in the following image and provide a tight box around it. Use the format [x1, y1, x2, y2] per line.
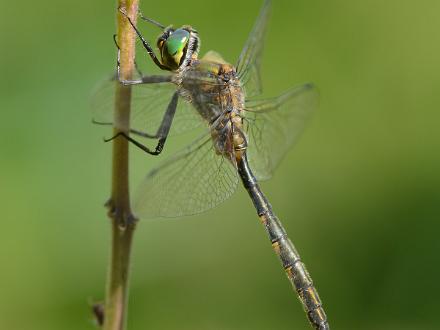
[102, 1, 140, 330]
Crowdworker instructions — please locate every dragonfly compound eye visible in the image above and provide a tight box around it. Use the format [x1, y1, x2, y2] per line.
[160, 29, 190, 70]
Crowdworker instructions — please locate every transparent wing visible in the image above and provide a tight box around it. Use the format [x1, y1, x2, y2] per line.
[133, 133, 239, 219]
[236, 0, 271, 98]
[243, 83, 318, 181]
[91, 74, 204, 136]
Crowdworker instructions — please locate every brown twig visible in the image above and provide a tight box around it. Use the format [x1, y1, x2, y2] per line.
[102, 1, 140, 330]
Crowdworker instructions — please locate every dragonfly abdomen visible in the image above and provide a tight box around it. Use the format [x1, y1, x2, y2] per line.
[263, 215, 329, 330]
[237, 155, 329, 330]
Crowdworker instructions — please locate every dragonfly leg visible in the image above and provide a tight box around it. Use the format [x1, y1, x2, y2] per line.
[113, 34, 143, 77]
[119, 7, 169, 71]
[112, 34, 171, 86]
[105, 132, 165, 155]
[120, 75, 172, 86]
[104, 92, 179, 155]
[134, 59, 143, 77]
[137, 9, 166, 29]
[92, 120, 157, 139]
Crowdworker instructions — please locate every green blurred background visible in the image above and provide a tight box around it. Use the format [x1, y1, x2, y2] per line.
[1, 0, 439, 329]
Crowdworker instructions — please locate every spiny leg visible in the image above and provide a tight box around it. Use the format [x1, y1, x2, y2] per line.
[93, 120, 157, 139]
[104, 92, 179, 155]
[118, 7, 169, 71]
[112, 34, 172, 85]
[105, 132, 164, 155]
[114, 33, 144, 77]
[137, 9, 166, 29]
[94, 35, 174, 137]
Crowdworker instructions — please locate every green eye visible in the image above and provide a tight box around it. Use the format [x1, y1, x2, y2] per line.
[161, 29, 190, 70]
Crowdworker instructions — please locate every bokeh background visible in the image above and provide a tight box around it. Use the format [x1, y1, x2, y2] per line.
[1, 0, 439, 329]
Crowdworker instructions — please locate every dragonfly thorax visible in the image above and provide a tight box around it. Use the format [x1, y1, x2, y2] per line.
[183, 60, 244, 118]
[218, 63, 237, 83]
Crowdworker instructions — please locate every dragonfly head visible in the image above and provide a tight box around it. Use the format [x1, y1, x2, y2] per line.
[157, 26, 200, 71]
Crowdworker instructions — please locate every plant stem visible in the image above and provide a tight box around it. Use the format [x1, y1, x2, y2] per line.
[102, 1, 139, 330]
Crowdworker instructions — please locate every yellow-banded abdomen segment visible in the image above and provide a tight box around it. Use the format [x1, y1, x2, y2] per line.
[260, 212, 329, 330]
[237, 153, 329, 330]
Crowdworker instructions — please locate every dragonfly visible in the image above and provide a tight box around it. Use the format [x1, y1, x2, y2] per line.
[92, 0, 328, 328]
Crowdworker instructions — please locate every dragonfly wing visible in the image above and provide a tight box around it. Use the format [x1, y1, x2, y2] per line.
[236, 0, 271, 98]
[133, 132, 239, 219]
[91, 74, 204, 136]
[244, 83, 318, 181]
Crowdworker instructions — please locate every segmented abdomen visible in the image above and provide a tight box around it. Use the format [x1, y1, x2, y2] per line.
[237, 155, 329, 330]
[260, 212, 329, 329]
